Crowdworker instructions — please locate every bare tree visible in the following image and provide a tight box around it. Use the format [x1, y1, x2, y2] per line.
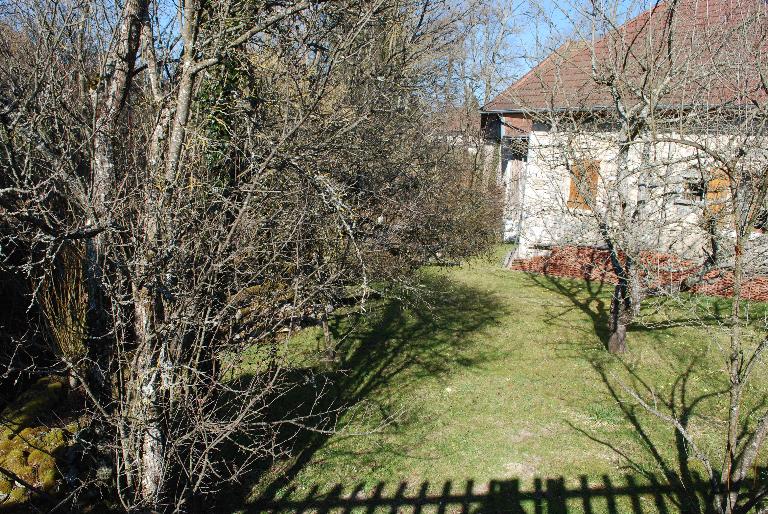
[498, 0, 768, 510]
[0, 0, 496, 510]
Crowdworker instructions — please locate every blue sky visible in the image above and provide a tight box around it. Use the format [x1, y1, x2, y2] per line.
[490, 0, 654, 93]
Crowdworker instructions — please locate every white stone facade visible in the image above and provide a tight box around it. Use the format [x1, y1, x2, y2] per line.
[509, 128, 755, 260]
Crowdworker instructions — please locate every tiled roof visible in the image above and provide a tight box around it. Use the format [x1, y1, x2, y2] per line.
[483, 0, 767, 113]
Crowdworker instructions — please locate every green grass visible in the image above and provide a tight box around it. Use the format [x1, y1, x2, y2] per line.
[233, 245, 768, 513]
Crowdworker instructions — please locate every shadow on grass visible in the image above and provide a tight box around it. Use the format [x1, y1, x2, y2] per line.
[569, 360, 727, 514]
[522, 272, 613, 348]
[517, 272, 766, 514]
[247, 471, 766, 513]
[519, 272, 743, 352]
[575, 357, 767, 514]
[221, 273, 510, 509]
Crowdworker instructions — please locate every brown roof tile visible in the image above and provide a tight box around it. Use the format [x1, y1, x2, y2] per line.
[484, 0, 767, 113]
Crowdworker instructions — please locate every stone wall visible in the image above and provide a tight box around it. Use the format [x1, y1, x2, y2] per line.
[514, 129, 726, 260]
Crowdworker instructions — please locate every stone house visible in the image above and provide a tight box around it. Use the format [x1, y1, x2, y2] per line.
[480, 0, 767, 262]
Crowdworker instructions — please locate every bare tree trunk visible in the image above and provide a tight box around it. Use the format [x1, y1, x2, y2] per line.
[134, 102, 168, 507]
[131, 275, 167, 506]
[605, 239, 633, 354]
[129, 3, 204, 503]
[86, 0, 148, 395]
[607, 281, 630, 354]
[611, 257, 642, 353]
[715, 228, 745, 514]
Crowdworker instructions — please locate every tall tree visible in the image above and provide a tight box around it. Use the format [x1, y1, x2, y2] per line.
[513, 0, 768, 510]
[0, 0, 497, 510]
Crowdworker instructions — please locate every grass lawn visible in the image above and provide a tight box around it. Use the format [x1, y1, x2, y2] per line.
[232, 245, 767, 514]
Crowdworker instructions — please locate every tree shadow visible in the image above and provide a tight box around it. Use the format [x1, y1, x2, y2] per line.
[566, 355, 766, 514]
[522, 272, 613, 348]
[514, 272, 766, 513]
[566, 358, 723, 514]
[220, 273, 510, 509]
[519, 272, 747, 352]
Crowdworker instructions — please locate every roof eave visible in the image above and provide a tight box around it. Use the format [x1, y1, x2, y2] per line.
[479, 106, 615, 115]
[481, 102, 761, 115]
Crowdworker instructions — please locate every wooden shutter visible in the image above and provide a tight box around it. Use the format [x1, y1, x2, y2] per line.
[705, 168, 730, 216]
[567, 160, 599, 210]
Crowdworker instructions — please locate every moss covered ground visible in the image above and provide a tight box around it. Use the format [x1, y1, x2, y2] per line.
[0, 377, 70, 509]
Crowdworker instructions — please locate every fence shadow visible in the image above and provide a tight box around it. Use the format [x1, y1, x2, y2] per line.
[249, 473, 723, 513]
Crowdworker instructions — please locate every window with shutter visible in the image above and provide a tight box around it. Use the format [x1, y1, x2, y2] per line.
[567, 160, 599, 210]
[705, 168, 730, 217]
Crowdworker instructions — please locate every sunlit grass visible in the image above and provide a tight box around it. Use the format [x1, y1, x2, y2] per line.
[233, 245, 767, 513]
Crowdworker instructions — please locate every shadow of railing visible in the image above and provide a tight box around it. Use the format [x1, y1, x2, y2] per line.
[251, 474, 718, 513]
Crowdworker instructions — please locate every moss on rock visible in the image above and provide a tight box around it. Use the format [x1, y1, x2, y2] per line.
[0, 378, 64, 436]
[0, 377, 70, 508]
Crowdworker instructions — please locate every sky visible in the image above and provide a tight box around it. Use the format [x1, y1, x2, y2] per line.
[480, 0, 655, 101]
